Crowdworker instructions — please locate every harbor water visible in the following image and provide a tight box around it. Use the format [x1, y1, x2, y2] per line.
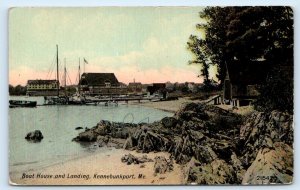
[9, 96, 173, 174]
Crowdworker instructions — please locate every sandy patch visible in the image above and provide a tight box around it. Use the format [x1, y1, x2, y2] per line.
[134, 97, 201, 113]
[10, 149, 184, 185]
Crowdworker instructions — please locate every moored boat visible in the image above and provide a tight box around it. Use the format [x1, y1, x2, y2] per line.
[9, 100, 37, 108]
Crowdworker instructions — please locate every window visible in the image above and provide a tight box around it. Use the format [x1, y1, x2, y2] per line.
[104, 80, 111, 87]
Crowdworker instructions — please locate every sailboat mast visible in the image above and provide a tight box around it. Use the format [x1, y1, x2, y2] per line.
[78, 58, 81, 94]
[56, 45, 59, 97]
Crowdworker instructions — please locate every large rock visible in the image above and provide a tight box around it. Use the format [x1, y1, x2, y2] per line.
[161, 117, 177, 128]
[239, 110, 293, 167]
[153, 156, 173, 175]
[25, 130, 43, 142]
[230, 152, 246, 183]
[123, 126, 173, 153]
[242, 142, 293, 184]
[73, 120, 138, 142]
[121, 153, 153, 165]
[184, 158, 235, 184]
[123, 136, 134, 149]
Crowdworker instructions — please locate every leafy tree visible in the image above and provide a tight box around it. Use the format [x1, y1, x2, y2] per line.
[255, 66, 293, 113]
[188, 6, 293, 83]
[188, 6, 293, 113]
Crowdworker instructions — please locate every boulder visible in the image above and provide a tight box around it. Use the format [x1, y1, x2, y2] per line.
[25, 130, 43, 142]
[121, 153, 153, 165]
[153, 156, 173, 175]
[124, 126, 173, 153]
[239, 110, 293, 167]
[242, 142, 293, 184]
[121, 153, 139, 165]
[184, 158, 235, 184]
[230, 152, 246, 183]
[73, 120, 138, 142]
[73, 129, 98, 142]
[161, 117, 177, 128]
[97, 135, 110, 146]
[123, 136, 134, 149]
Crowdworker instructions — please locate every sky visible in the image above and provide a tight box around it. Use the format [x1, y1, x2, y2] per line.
[9, 7, 217, 86]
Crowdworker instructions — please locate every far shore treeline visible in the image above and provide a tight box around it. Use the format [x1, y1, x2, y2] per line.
[9, 84, 26, 96]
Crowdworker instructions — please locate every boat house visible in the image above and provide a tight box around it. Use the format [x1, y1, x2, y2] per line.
[79, 73, 127, 96]
[223, 60, 269, 106]
[26, 80, 59, 96]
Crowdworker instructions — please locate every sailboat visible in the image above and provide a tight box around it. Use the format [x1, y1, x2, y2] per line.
[43, 45, 68, 105]
[68, 59, 91, 105]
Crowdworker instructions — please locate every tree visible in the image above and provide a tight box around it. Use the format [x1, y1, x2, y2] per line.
[9, 85, 27, 95]
[188, 7, 293, 113]
[9, 85, 14, 95]
[188, 7, 293, 84]
[187, 7, 231, 85]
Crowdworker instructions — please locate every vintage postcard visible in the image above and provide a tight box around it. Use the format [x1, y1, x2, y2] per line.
[9, 7, 293, 185]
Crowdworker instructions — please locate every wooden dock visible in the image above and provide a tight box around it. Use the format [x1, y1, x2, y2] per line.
[86, 96, 161, 103]
[41, 96, 163, 106]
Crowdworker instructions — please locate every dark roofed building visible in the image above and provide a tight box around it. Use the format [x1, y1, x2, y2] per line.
[227, 61, 268, 87]
[79, 73, 127, 95]
[223, 60, 269, 106]
[80, 73, 119, 87]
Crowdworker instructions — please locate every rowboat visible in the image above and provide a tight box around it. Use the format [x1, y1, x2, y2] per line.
[9, 100, 37, 108]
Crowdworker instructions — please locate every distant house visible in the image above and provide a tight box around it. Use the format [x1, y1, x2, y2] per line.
[223, 60, 269, 106]
[26, 79, 59, 96]
[128, 82, 142, 94]
[79, 73, 127, 95]
[147, 83, 166, 96]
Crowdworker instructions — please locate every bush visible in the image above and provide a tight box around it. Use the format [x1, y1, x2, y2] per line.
[254, 66, 293, 114]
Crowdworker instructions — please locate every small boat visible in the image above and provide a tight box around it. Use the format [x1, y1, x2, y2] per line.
[104, 100, 118, 107]
[44, 96, 68, 105]
[68, 93, 86, 105]
[9, 100, 37, 108]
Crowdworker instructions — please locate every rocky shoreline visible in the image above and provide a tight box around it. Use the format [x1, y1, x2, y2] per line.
[73, 102, 293, 185]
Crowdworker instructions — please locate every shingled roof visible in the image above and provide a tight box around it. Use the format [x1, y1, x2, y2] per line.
[80, 73, 119, 86]
[227, 61, 269, 85]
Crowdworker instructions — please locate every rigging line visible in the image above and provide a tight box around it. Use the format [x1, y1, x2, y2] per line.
[46, 54, 54, 79]
[48, 53, 57, 80]
[48, 61, 55, 80]
[74, 71, 78, 85]
[50, 53, 56, 79]
[66, 70, 73, 86]
[46, 55, 52, 79]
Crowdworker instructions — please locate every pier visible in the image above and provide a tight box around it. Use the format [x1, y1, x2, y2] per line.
[86, 96, 162, 104]
[41, 95, 165, 106]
